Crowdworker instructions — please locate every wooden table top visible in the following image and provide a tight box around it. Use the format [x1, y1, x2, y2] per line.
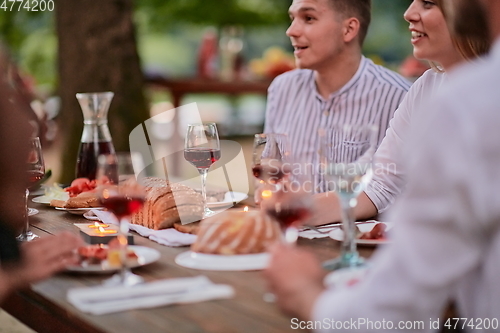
[3, 201, 376, 333]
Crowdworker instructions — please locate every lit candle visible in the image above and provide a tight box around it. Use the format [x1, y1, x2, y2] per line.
[96, 226, 118, 235]
[88, 222, 109, 229]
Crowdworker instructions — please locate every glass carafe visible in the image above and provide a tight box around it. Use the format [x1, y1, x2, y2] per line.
[75, 92, 116, 181]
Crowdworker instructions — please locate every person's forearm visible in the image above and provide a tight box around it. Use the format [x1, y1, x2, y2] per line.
[311, 191, 378, 226]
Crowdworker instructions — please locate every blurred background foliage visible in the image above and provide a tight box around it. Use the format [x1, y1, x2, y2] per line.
[0, 0, 413, 93]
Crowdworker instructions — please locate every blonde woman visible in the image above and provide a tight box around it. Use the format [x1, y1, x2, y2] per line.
[313, 0, 490, 225]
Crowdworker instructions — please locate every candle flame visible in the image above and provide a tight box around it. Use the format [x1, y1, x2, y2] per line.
[244, 206, 248, 212]
[94, 222, 100, 227]
[262, 190, 273, 199]
[98, 226, 105, 233]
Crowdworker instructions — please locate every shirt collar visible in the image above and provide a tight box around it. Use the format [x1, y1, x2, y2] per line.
[313, 56, 368, 102]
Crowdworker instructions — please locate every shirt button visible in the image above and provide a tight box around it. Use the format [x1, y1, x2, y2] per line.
[323, 109, 329, 116]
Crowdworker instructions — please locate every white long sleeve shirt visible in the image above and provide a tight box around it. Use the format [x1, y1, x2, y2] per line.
[364, 69, 447, 213]
[312, 39, 500, 333]
[264, 57, 410, 192]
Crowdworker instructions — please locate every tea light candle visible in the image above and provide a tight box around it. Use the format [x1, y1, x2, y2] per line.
[96, 226, 117, 235]
[88, 222, 109, 229]
[74, 223, 134, 245]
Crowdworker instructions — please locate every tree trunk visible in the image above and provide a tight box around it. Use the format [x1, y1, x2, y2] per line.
[55, 0, 148, 183]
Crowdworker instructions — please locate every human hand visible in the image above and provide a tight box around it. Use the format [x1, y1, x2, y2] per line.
[6, 232, 84, 289]
[263, 243, 327, 320]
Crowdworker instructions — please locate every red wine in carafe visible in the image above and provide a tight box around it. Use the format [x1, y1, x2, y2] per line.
[184, 148, 221, 169]
[76, 141, 115, 180]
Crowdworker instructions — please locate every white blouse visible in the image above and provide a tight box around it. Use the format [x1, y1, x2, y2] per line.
[365, 69, 447, 213]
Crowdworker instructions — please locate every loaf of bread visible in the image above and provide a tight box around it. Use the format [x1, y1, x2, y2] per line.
[130, 178, 204, 230]
[50, 191, 101, 208]
[191, 210, 281, 255]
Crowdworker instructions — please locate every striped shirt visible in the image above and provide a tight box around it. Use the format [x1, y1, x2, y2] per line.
[264, 56, 411, 192]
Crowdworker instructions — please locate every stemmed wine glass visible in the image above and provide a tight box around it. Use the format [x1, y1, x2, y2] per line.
[17, 137, 45, 241]
[251, 133, 289, 204]
[260, 160, 313, 303]
[320, 124, 378, 270]
[96, 154, 145, 286]
[261, 160, 313, 244]
[184, 123, 221, 217]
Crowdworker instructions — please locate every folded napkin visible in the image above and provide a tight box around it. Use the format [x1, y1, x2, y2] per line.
[299, 228, 332, 239]
[67, 275, 234, 315]
[84, 210, 197, 247]
[299, 220, 388, 239]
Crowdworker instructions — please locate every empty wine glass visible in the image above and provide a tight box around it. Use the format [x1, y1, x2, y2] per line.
[320, 125, 378, 270]
[184, 123, 221, 217]
[96, 154, 145, 286]
[17, 137, 45, 242]
[252, 133, 289, 204]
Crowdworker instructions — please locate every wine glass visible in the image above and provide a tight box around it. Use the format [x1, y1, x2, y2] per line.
[260, 160, 313, 303]
[184, 123, 221, 217]
[261, 160, 313, 244]
[96, 154, 145, 286]
[320, 124, 378, 270]
[17, 137, 45, 242]
[252, 133, 289, 204]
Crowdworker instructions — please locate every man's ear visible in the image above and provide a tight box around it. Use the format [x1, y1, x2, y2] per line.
[342, 17, 360, 43]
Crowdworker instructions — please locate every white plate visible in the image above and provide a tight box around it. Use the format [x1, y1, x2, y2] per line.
[28, 208, 39, 216]
[175, 251, 269, 271]
[207, 192, 248, 209]
[32, 194, 70, 205]
[55, 207, 105, 215]
[32, 195, 52, 204]
[329, 222, 392, 246]
[65, 246, 160, 274]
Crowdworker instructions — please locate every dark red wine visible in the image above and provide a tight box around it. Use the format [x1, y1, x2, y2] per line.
[76, 141, 115, 180]
[184, 148, 221, 169]
[252, 163, 286, 184]
[27, 170, 44, 187]
[266, 207, 311, 229]
[101, 196, 145, 219]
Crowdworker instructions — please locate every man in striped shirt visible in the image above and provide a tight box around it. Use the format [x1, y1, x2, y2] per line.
[264, 0, 410, 193]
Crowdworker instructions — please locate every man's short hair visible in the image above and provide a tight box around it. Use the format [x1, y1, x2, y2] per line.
[329, 0, 371, 46]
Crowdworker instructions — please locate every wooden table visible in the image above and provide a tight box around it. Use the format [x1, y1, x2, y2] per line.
[2, 202, 375, 333]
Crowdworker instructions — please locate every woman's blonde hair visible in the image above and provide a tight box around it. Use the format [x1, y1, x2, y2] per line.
[430, 0, 490, 72]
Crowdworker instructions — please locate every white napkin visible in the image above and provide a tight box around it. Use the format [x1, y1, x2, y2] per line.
[67, 275, 234, 315]
[84, 210, 197, 247]
[299, 224, 341, 239]
[299, 220, 387, 239]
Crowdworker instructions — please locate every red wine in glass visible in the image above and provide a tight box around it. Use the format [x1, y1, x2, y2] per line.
[101, 196, 145, 219]
[184, 148, 221, 169]
[27, 170, 45, 188]
[266, 206, 311, 230]
[76, 141, 115, 180]
[252, 163, 286, 185]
